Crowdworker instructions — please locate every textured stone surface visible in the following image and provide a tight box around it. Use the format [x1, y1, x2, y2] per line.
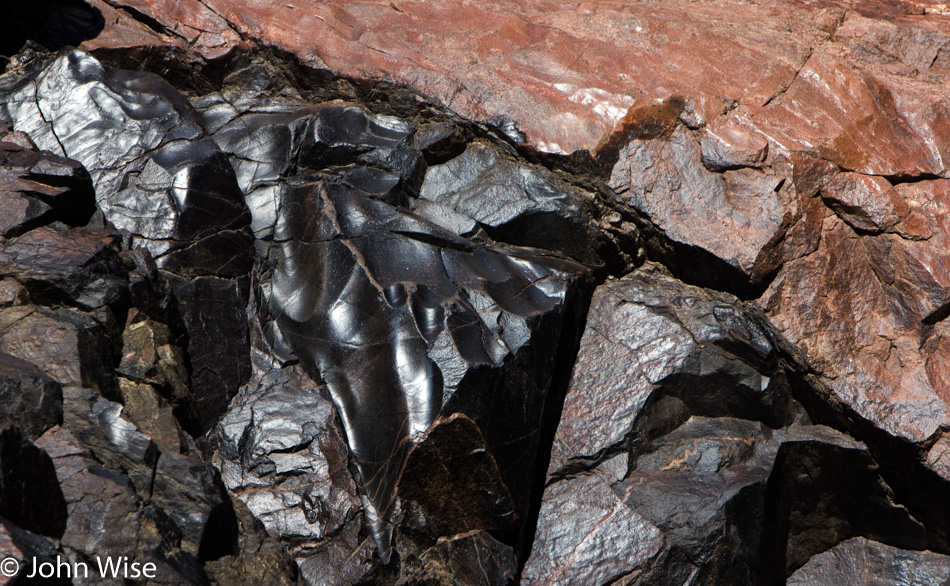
[5, 8, 950, 583]
[787, 537, 950, 585]
[0, 138, 96, 238]
[528, 265, 940, 584]
[72, 0, 813, 154]
[64, 0, 950, 449]
[523, 462, 664, 585]
[1, 49, 255, 431]
[0, 352, 62, 440]
[761, 203, 950, 443]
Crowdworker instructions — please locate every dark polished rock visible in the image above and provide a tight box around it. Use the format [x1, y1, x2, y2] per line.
[214, 338, 360, 561]
[192, 80, 597, 571]
[0, 49, 255, 430]
[262, 178, 589, 559]
[0, 50, 250, 262]
[0, 352, 63, 440]
[4, 36, 949, 586]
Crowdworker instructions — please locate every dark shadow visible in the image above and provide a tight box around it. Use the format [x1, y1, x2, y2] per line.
[2, 0, 105, 57]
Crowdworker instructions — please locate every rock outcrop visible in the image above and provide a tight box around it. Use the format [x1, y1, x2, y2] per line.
[2, 1, 950, 584]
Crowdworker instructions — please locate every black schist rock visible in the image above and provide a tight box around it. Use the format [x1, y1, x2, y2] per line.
[7, 44, 946, 586]
[1, 48, 254, 431]
[1, 47, 601, 581]
[201, 89, 595, 572]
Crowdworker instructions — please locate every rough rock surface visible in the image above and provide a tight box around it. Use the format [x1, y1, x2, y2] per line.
[525, 265, 942, 584]
[787, 536, 950, 585]
[3, 4, 950, 585]
[64, 0, 950, 449]
[0, 116, 298, 584]
[1, 48, 255, 431]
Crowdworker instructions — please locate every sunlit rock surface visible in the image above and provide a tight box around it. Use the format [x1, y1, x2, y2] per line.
[201, 89, 593, 568]
[787, 537, 950, 585]
[4, 3, 950, 581]
[1, 48, 254, 430]
[526, 265, 946, 583]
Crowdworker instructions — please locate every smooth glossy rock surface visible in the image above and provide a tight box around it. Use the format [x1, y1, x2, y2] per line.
[1, 49, 255, 430]
[4, 8, 950, 582]
[222, 106, 590, 564]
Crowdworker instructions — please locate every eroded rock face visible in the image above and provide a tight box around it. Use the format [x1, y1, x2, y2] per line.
[1, 48, 254, 430]
[67, 0, 950, 457]
[787, 536, 950, 585]
[526, 265, 939, 584]
[3, 6, 950, 583]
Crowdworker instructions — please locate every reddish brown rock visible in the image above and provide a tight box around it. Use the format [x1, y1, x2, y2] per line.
[607, 125, 802, 285]
[71, 0, 950, 172]
[0, 306, 116, 397]
[760, 185, 950, 442]
[0, 226, 127, 310]
[0, 140, 96, 238]
[745, 50, 945, 177]
[821, 172, 900, 233]
[72, 0, 816, 153]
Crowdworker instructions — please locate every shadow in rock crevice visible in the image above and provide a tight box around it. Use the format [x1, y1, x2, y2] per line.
[2, 0, 104, 57]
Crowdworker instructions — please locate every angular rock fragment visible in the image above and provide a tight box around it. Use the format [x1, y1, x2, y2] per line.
[0, 135, 96, 238]
[418, 140, 600, 264]
[523, 461, 664, 585]
[0, 225, 127, 310]
[761, 197, 950, 443]
[0, 517, 68, 585]
[787, 537, 950, 585]
[418, 531, 518, 585]
[0, 305, 117, 399]
[547, 263, 798, 477]
[0, 279, 28, 308]
[0, 49, 250, 262]
[607, 123, 800, 288]
[700, 115, 768, 171]
[528, 264, 936, 583]
[0, 352, 62, 440]
[214, 343, 360, 554]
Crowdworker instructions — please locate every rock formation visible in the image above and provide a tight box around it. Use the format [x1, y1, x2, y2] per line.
[2, 0, 950, 584]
